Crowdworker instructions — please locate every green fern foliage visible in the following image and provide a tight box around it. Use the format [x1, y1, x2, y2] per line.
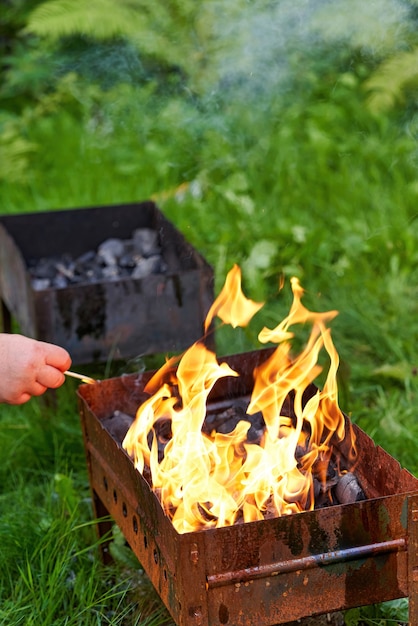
[311, 0, 411, 54]
[24, 0, 230, 92]
[0, 119, 38, 183]
[364, 48, 418, 113]
[25, 0, 148, 40]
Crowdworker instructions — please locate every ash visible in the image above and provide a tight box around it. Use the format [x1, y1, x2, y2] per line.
[28, 228, 167, 289]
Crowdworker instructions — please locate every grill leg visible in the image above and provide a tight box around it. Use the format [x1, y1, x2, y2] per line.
[92, 490, 114, 565]
[408, 494, 418, 625]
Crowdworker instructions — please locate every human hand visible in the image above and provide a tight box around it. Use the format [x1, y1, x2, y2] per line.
[0, 333, 72, 405]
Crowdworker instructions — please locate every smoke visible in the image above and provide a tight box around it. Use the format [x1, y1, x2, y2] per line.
[205, 0, 411, 100]
[49, 0, 412, 101]
[34, 0, 415, 159]
[55, 39, 146, 89]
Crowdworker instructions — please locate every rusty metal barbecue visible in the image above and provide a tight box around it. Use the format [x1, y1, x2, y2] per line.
[77, 348, 418, 626]
[0, 202, 213, 364]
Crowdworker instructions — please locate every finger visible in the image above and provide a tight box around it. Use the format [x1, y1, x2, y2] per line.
[43, 344, 72, 371]
[30, 381, 48, 397]
[12, 382, 47, 403]
[37, 365, 66, 390]
[12, 392, 32, 405]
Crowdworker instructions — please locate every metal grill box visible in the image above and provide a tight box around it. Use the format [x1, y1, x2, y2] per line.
[77, 349, 418, 626]
[0, 202, 214, 364]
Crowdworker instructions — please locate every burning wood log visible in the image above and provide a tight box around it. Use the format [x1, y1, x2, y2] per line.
[203, 398, 265, 444]
[103, 397, 366, 512]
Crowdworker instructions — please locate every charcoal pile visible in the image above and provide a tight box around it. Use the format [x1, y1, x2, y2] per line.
[28, 228, 167, 290]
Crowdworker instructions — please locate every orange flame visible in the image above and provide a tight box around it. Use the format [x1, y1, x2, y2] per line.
[204, 264, 264, 332]
[123, 267, 355, 533]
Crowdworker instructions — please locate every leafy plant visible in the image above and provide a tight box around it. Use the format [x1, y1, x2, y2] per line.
[23, 0, 244, 94]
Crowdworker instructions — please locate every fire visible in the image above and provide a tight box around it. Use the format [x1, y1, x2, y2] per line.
[123, 265, 356, 533]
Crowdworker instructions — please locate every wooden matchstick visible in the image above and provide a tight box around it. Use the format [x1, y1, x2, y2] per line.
[64, 370, 96, 384]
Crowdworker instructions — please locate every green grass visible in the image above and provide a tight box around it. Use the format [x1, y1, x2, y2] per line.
[1, 8, 418, 624]
[0, 388, 174, 626]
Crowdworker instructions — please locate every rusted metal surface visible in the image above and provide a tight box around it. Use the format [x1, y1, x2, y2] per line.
[0, 202, 214, 364]
[409, 494, 418, 624]
[77, 349, 418, 625]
